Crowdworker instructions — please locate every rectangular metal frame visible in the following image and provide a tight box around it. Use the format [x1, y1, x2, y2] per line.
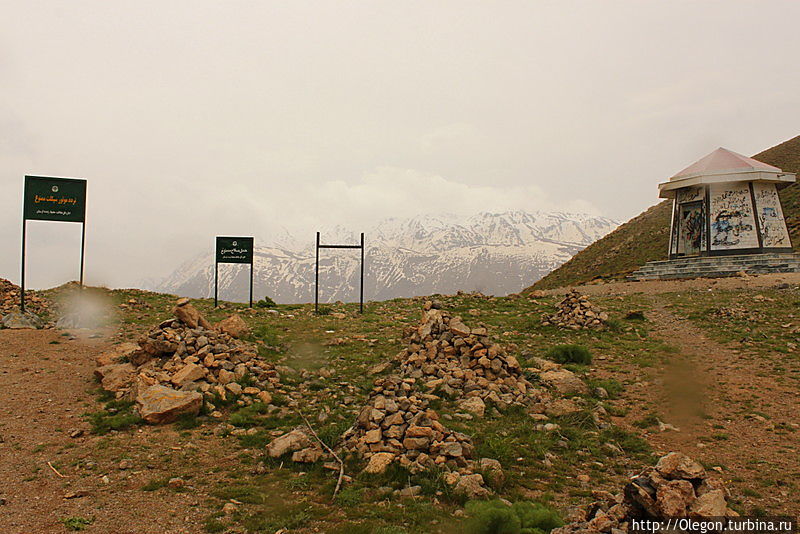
[315, 231, 364, 314]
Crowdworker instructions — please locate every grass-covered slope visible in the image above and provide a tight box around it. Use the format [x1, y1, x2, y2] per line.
[531, 135, 800, 290]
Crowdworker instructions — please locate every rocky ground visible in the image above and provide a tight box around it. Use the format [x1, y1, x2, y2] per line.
[0, 275, 797, 533]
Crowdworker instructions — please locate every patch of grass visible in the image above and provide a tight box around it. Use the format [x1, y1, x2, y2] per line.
[229, 402, 270, 428]
[335, 486, 364, 507]
[86, 398, 142, 435]
[61, 516, 94, 531]
[141, 477, 169, 491]
[203, 517, 226, 533]
[464, 499, 563, 534]
[586, 378, 624, 399]
[633, 413, 660, 429]
[624, 311, 646, 321]
[175, 413, 201, 430]
[546, 344, 592, 365]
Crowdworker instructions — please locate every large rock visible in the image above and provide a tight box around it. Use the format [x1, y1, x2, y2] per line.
[170, 363, 206, 387]
[173, 299, 212, 330]
[656, 452, 706, 480]
[266, 429, 313, 458]
[690, 489, 729, 518]
[1, 311, 44, 329]
[454, 473, 492, 498]
[539, 368, 589, 395]
[546, 398, 582, 417]
[217, 314, 250, 339]
[363, 452, 395, 474]
[458, 397, 486, 418]
[136, 384, 202, 424]
[95, 342, 140, 367]
[656, 479, 695, 517]
[95, 363, 136, 393]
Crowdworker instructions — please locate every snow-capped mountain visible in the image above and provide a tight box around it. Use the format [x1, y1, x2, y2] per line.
[152, 211, 617, 303]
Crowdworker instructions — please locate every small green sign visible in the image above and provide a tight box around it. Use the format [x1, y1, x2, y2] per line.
[216, 236, 254, 264]
[24, 176, 87, 223]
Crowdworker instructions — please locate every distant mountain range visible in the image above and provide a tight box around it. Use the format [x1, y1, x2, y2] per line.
[149, 211, 618, 303]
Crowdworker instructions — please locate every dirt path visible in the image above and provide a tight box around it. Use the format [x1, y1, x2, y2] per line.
[0, 328, 232, 534]
[615, 299, 800, 515]
[541, 272, 800, 297]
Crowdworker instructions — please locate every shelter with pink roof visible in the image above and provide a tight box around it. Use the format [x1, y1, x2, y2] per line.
[658, 147, 795, 259]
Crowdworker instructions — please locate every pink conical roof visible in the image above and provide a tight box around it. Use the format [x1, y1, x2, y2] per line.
[670, 147, 781, 181]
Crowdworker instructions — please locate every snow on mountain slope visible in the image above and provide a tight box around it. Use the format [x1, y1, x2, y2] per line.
[153, 211, 617, 303]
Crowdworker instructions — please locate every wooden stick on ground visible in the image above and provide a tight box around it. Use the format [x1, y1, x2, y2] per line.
[47, 461, 66, 478]
[296, 410, 345, 501]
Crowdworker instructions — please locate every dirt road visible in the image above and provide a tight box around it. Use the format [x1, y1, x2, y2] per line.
[0, 328, 222, 534]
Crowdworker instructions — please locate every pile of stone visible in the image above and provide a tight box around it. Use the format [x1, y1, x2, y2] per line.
[553, 452, 737, 534]
[396, 301, 537, 413]
[0, 278, 50, 328]
[542, 290, 608, 330]
[94, 298, 279, 424]
[266, 302, 526, 497]
[341, 375, 476, 473]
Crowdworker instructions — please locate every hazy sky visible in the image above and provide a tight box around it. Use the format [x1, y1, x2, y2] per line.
[2, 1, 799, 289]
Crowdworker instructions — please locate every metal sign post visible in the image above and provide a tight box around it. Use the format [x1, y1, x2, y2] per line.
[214, 236, 254, 308]
[21, 176, 88, 313]
[315, 232, 365, 314]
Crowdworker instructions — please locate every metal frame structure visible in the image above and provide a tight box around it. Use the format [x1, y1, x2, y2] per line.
[21, 176, 87, 313]
[214, 236, 254, 308]
[315, 231, 364, 314]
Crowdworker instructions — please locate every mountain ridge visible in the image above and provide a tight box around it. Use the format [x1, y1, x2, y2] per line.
[151, 210, 618, 303]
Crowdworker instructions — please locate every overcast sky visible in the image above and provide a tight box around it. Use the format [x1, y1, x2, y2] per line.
[2, 1, 799, 289]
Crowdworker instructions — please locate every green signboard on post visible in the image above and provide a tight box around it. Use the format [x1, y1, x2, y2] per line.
[215, 236, 254, 264]
[214, 236, 254, 308]
[24, 176, 87, 223]
[20, 176, 88, 313]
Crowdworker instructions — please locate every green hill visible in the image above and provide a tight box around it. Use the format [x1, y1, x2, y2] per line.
[531, 135, 800, 290]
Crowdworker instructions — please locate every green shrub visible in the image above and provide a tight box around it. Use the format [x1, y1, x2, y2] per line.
[465, 500, 563, 534]
[545, 344, 592, 365]
[255, 296, 277, 308]
[62, 516, 94, 531]
[86, 399, 142, 435]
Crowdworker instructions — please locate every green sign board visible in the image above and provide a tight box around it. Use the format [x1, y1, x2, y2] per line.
[24, 175, 87, 223]
[215, 236, 254, 264]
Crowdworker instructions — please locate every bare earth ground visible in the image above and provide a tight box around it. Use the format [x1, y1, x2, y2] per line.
[0, 328, 221, 533]
[541, 272, 800, 297]
[0, 274, 798, 532]
[610, 302, 800, 515]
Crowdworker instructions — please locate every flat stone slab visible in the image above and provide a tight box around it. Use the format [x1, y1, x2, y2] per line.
[1, 311, 45, 329]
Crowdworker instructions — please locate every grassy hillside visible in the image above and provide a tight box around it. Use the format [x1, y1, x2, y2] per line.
[531, 135, 800, 290]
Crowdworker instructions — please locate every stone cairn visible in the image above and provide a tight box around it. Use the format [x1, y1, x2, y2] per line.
[265, 302, 532, 497]
[396, 300, 537, 412]
[337, 302, 540, 496]
[542, 289, 608, 330]
[553, 452, 737, 534]
[94, 298, 279, 424]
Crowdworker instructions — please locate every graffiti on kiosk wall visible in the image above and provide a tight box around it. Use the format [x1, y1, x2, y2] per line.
[678, 203, 705, 255]
[677, 186, 704, 204]
[753, 182, 791, 248]
[709, 183, 758, 250]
